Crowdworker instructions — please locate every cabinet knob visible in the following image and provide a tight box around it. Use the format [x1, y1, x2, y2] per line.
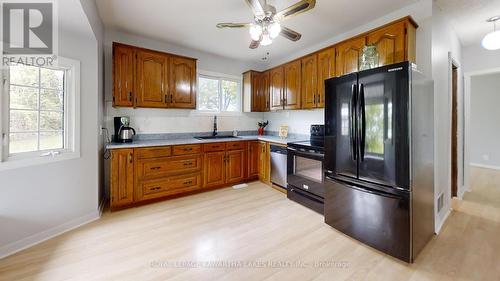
[129, 153, 133, 163]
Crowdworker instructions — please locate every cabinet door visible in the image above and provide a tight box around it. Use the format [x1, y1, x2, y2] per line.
[251, 72, 261, 112]
[317, 47, 335, 108]
[284, 60, 301, 110]
[204, 151, 226, 188]
[248, 141, 260, 179]
[258, 142, 269, 183]
[301, 54, 318, 109]
[269, 67, 284, 110]
[113, 44, 134, 107]
[110, 149, 134, 208]
[170, 56, 197, 109]
[136, 50, 168, 108]
[366, 21, 405, 66]
[335, 36, 366, 77]
[260, 71, 270, 112]
[226, 150, 246, 184]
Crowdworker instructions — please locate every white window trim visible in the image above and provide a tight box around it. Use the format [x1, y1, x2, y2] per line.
[0, 57, 81, 171]
[193, 69, 243, 117]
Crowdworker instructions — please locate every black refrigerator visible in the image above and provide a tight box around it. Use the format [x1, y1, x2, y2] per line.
[324, 62, 435, 263]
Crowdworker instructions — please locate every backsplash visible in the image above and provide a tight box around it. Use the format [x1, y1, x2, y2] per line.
[263, 109, 324, 135]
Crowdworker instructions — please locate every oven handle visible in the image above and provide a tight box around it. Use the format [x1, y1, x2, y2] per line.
[287, 147, 324, 159]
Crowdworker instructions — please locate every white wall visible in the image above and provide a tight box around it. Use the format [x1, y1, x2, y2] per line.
[431, 3, 463, 232]
[0, 0, 102, 258]
[462, 45, 500, 74]
[104, 30, 264, 135]
[469, 73, 500, 168]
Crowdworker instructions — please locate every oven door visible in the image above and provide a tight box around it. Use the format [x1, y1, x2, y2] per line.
[287, 147, 325, 198]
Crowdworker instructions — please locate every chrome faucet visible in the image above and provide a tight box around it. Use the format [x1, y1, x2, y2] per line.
[213, 116, 218, 136]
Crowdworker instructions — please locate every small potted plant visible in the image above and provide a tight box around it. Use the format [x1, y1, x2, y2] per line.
[258, 120, 269, 136]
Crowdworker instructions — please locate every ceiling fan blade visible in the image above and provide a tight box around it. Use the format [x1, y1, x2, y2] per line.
[280, 26, 302, 41]
[216, 23, 250, 28]
[275, 0, 316, 21]
[245, 0, 266, 17]
[249, 40, 260, 49]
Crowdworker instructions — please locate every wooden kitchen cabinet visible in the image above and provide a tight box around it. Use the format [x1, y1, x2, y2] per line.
[301, 54, 318, 109]
[258, 141, 270, 183]
[317, 47, 335, 108]
[203, 151, 226, 188]
[284, 60, 302, 110]
[366, 21, 406, 66]
[169, 56, 197, 109]
[135, 50, 169, 108]
[260, 71, 270, 111]
[112, 43, 197, 109]
[226, 149, 246, 184]
[110, 149, 135, 208]
[247, 141, 260, 179]
[112, 43, 134, 107]
[269, 66, 284, 111]
[335, 36, 366, 77]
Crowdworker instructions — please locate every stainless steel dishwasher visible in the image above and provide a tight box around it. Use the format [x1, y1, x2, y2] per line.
[270, 144, 287, 189]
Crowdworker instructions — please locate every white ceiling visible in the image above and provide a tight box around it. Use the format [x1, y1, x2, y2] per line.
[96, 0, 418, 63]
[436, 0, 500, 47]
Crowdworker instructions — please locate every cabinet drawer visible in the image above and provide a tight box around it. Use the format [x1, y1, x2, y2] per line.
[203, 142, 226, 152]
[137, 173, 202, 201]
[172, 144, 201, 155]
[135, 147, 171, 159]
[138, 155, 202, 179]
[226, 141, 247, 151]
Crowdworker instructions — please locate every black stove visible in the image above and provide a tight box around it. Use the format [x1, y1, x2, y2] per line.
[286, 125, 325, 214]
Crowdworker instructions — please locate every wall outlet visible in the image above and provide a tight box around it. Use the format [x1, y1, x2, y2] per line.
[482, 154, 490, 161]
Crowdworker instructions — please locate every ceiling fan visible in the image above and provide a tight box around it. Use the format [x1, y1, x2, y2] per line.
[216, 0, 316, 49]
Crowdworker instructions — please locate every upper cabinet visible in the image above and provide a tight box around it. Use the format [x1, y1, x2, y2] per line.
[301, 54, 318, 109]
[270, 66, 284, 111]
[316, 47, 335, 108]
[242, 71, 269, 113]
[242, 16, 417, 111]
[113, 43, 135, 107]
[283, 60, 301, 110]
[136, 50, 169, 108]
[169, 56, 197, 109]
[335, 36, 366, 77]
[112, 43, 197, 109]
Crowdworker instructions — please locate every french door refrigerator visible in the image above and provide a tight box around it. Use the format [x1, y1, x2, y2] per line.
[323, 62, 435, 263]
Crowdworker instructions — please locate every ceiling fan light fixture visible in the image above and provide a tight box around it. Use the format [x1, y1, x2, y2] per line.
[249, 24, 263, 41]
[482, 16, 500, 50]
[261, 33, 272, 46]
[269, 22, 281, 39]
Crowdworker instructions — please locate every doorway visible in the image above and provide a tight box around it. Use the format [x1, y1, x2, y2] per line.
[451, 63, 458, 198]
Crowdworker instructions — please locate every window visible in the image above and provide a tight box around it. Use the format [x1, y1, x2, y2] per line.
[1, 57, 80, 167]
[197, 72, 241, 113]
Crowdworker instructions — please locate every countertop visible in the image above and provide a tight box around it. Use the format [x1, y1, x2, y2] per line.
[105, 135, 306, 150]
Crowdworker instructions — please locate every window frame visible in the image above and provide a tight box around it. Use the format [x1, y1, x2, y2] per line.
[195, 70, 242, 116]
[0, 57, 80, 170]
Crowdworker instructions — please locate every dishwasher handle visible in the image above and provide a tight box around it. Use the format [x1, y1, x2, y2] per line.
[270, 145, 287, 154]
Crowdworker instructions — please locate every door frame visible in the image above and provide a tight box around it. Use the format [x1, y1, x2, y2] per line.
[451, 62, 458, 198]
[463, 66, 500, 195]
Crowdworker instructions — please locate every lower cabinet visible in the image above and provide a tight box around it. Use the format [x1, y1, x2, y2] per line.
[204, 151, 226, 188]
[110, 149, 135, 208]
[203, 143, 247, 188]
[248, 141, 260, 179]
[136, 173, 202, 201]
[226, 149, 246, 184]
[258, 141, 270, 183]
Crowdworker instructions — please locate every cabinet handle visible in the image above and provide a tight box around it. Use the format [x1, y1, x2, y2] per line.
[183, 162, 193, 166]
[129, 92, 132, 102]
[129, 153, 133, 163]
[183, 181, 193, 185]
[184, 148, 193, 151]
[150, 186, 161, 191]
[150, 166, 161, 170]
[170, 95, 173, 104]
[165, 94, 168, 103]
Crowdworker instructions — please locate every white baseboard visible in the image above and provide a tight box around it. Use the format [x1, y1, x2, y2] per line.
[470, 163, 500, 171]
[435, 209, 451, 234]
[0, 211, 101, 259]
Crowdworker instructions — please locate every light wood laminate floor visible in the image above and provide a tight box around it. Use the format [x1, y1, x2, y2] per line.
[1, 167, 499, 281]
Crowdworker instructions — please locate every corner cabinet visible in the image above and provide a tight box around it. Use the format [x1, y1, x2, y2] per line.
[242, 71, 269, 112]
[112, 42, 197, 109]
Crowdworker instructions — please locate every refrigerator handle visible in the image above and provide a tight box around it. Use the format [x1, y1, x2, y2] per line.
[359, 83, 366, 161]
[350, 84, 357, 161]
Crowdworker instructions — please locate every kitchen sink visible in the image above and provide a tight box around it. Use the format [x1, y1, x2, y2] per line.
[194, 135, 240, 140]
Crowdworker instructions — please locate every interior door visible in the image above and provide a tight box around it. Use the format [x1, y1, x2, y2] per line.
[357, 63, 410, 189]
[170, 56, 196, 109]
[324, 73, 358, 180]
